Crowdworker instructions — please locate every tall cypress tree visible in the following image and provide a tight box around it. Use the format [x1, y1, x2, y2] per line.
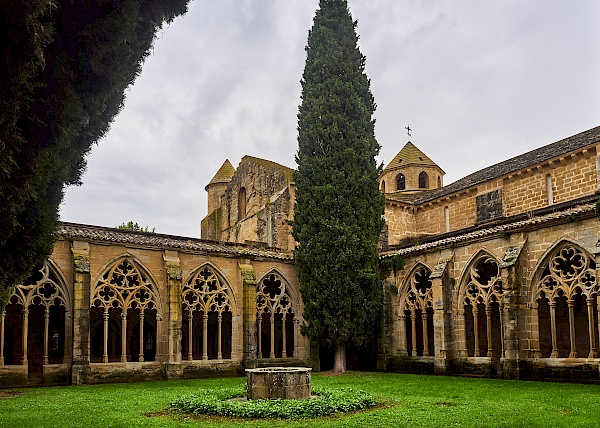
[293, 0, 385, 373]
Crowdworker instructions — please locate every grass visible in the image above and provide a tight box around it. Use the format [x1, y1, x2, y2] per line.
[1, 372, 600, 427]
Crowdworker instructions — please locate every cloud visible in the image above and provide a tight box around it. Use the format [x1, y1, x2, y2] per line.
[61, 0, 600, 236]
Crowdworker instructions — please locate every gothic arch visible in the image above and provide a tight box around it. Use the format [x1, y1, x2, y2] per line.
[530, 240, 598, 359]
[398, 262, 434, 357]
[256, 269, 298, 359]
[90, 255, 162, 363]
[2, 260, 70, 370]
[181, 263, 236, 360]
[456, 250, 504, 358]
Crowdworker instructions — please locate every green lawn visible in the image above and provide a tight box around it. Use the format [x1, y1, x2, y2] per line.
[1, 372, 599, 427]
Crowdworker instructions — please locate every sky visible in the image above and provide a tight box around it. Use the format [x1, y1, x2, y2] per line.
[60, 0, 600, 238]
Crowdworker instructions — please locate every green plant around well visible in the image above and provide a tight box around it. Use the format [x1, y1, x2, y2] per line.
[169, 386, 377, 419]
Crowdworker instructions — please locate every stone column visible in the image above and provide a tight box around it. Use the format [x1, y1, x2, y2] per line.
[71, 241, 91, 385]
[431, 257, 454, 375]
[240, 263, 257, 367]
[164, 250, 182, 379]
[499, 245, 523, 380]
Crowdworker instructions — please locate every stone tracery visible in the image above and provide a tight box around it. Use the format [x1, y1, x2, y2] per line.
[90, 257, 161, 363]
[535, 244, 597, 358]
[399, 264, 434, 357]
[460, 254, 504, 358]
[182, 265, 234, 360]
[1, 262, 68, 369]
[256, 271, 296, 359]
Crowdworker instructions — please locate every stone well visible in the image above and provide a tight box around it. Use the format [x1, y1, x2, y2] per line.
[245, 367, 312, 400]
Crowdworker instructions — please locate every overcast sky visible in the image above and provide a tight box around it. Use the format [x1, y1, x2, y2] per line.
[60, 0, 600, 238]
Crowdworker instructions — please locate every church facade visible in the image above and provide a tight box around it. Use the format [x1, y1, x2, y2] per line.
[2, 125, 600, 386]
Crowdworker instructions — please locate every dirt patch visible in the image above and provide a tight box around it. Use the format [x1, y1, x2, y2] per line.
[144, 410, 169, 418]
[0, 391, 23, 398]
[434, 401, 458, 407]
[319, 370, 346, 377]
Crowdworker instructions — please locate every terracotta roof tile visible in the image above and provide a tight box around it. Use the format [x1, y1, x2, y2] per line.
[56, 223, 293, 260]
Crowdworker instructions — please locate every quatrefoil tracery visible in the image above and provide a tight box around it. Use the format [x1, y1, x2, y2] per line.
[182, 266, 233, 315]
[91, 258, 160, 316]
[8, 263, 67, 311]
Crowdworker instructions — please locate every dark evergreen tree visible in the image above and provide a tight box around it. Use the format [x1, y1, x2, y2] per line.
[292, 0, 385, 372]
[0, 1, 189, 305]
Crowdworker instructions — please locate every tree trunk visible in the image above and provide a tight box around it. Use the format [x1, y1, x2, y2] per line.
[333, 343, 346, 373]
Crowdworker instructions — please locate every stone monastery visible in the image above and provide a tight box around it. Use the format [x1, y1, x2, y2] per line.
[2, 125, 600, 387]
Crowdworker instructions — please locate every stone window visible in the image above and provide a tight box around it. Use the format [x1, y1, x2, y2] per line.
[444, 206, 450, 232]
[256, 271, 297, 359]
[460, 254, 504, 358]
[238, 187, 247, 220]
[437, 176, 442, 188]
[397, 173, 406, 191]
[399, 265, 434, 357]
[418, 171, 429, 189]
[90, 257, 161, 363]
[1, 263, 68, 371]
[546, 174, 554, 205]
[381, 180, 386, 193]
[181, 265, 234, 361]
[535, 244, 597, 358]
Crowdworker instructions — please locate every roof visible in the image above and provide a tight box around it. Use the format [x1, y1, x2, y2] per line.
[207, 159, 235, 187]
[386, 125, 600, 206]
[384, 141, 443, 172]
[56, 223, 293, 260]
[381, 202, 595, 258]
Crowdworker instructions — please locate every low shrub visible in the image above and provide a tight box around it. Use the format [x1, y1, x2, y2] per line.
[169, 386, 377, 419]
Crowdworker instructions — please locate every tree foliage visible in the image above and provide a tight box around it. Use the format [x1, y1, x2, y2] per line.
[292, 0, 385, 371]
[0, 0, 189, 303]
[117, 221, 155, 233]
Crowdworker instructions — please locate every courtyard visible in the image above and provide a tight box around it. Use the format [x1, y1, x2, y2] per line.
[1, 372, 599, 427]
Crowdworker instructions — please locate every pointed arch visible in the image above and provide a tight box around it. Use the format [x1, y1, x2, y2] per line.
[418, 171, 429, 189]
[457, 250, 503, 358]
[2, 260, 70, 369]
[90, 255, 162, 363]
[398, 262, 434, 357]
[256, 269, 298, 359]
[181, 263, 236, 361]
[531, 240, 597, 359]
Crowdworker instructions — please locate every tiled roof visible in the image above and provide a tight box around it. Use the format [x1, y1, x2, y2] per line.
[56, 223, 293, 260]
[380, 202, 595, 258]
[207, 159, 235, 186]
[384, 141, 443, 172]
[385, 125, 600, 206]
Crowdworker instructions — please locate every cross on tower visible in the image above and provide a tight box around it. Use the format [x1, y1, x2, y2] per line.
[405, 125, 412, 139]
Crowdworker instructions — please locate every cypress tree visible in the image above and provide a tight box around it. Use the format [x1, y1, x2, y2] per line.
[293, 0, 385, 373]
[0, 1, 189, 305]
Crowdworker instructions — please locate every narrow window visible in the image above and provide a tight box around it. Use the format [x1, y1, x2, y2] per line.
[381, 180, 386, 193]
[437, 176, 442, 188]
[238, 187, 247, 220]
[546, 174, 554, 205]
[397, 174, 406, 191]
[418, 171, 429, 189]
[444, 206, 450, 232]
